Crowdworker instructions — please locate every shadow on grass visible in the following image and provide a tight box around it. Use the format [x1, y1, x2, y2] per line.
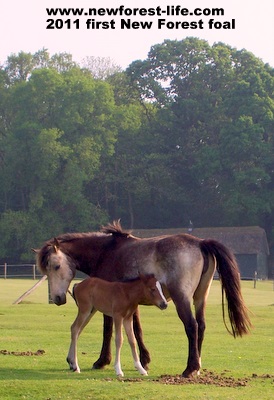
[0, 367, 105, 381]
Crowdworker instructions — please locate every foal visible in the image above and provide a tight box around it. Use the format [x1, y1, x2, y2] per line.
[67, 274, 168, 377]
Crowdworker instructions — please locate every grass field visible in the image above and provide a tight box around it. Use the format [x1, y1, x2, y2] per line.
[0, 278, 273, 399]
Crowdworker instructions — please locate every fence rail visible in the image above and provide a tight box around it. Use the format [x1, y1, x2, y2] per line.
[0, 263, 42, 279]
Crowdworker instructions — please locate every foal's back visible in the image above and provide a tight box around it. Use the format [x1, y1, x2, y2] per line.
[74, 277, 140, 318]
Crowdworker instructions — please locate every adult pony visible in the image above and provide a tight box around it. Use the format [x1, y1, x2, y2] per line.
[68, 274, 168, 376]
[35, 221, 251, 377]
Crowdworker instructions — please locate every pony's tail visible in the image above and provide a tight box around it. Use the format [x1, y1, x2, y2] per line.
[200, 239, 252, 337]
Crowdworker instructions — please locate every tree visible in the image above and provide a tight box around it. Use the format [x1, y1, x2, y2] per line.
[126, 38, 274, 230]
[0, 54, 117, 261]
[2, 49, 78, 85]
[81, 56, 122, 80]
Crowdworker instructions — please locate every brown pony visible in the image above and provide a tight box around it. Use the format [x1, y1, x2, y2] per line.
[68, 274, 168, 376]
[35, 221, 251, 377]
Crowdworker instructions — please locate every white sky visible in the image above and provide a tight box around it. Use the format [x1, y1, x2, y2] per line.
[1, 0, 274, 68]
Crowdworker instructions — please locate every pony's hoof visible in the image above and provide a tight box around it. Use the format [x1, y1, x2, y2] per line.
[182, 368, 200, 378]
[92, 357, 111, 370]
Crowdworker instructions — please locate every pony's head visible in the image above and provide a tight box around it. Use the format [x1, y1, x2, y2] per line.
[33, 238, 76, 306]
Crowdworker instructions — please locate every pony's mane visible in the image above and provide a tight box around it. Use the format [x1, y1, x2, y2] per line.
[36, 221, 131, 273]
[55, 231, 104, 243]
[36, 232, 103, 273]
[101, 220, 132, 238]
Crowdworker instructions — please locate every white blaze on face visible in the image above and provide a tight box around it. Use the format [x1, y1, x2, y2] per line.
[156, 281, 167, 304]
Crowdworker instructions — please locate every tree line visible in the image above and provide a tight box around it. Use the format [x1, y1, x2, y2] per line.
[0, 38, 273, 262]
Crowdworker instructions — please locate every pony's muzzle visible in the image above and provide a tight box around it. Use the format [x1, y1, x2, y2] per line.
[53, 293, 67, 306]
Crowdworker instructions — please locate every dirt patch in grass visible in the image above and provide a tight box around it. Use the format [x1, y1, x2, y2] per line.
[0, 349, 45, 356]
[153, 369, 274, 387]
[116, 370, 274, 388]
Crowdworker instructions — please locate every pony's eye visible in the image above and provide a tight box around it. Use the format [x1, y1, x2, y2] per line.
[54, 265, 60, 271]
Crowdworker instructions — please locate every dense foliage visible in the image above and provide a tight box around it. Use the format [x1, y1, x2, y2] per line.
[0, 40, 273, 262]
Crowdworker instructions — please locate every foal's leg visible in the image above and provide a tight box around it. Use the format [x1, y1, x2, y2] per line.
[113, 316, 124, 377]
[92, 314, 113, 369]
[123, 317, 148, 376]
[67, 310, 95, 372]
[133, 308, 151, 370]
[93, 310, 150, 370]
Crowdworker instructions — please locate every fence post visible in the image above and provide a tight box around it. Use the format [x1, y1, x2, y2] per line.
[33, 264, 36, 280]
[48, 280, 54, 304]
[253, 271, 257, 289]
[4, 263, 7, 279]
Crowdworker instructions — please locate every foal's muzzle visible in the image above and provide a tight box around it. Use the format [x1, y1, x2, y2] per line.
[159, 301, 168, 310]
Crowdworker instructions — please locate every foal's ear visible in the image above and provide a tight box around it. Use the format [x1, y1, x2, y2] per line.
[31, 248, 39, 253]
[138, 272, 155, 282]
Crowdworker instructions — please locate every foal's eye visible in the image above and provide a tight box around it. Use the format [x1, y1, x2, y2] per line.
[54, 265, 60, 271]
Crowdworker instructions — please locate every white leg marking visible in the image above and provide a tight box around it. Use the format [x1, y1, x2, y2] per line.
[123, 318, 148, 376]
[114, 318, 124, 377]
[197, 356, 202, 375]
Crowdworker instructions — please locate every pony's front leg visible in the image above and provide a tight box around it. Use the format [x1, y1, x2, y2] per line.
[92, 314, 113, 369]
[113, 317, 124, 377]
[124, 317, 148, 376]
[67, 311, 93, 373]
[133, 308, 151, 370]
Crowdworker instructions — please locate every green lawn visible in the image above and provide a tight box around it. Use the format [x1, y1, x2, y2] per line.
[0, 278, 273, 399]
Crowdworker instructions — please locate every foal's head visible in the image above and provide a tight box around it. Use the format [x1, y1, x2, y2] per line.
[34, 238, 76, 306]
[140, 274, 168, 310]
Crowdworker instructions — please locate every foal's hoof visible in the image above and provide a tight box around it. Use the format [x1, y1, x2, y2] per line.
[67, 358, 80, 373]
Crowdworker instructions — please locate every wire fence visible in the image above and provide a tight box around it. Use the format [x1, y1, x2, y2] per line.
[0, 263, 43, 279]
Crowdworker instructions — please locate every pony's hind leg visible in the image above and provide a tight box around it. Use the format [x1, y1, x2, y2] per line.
[193, 303, 205, 375]
[193, 256, 215, 373]
[123, 317, 148, 376]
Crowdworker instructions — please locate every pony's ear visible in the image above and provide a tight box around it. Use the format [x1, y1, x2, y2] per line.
[53, 238, 59, 253]
[31, 248, 39, 253]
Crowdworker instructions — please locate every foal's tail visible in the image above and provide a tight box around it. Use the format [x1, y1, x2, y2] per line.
[200, 239, 252, 337]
